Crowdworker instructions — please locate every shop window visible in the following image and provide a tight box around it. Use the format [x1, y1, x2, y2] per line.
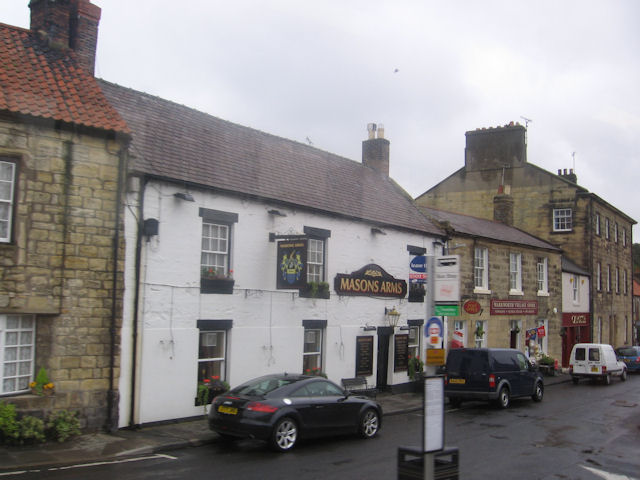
[0, 159, 16, 243]
[536, 319, 548, 354]
[553, 208, 572, 232]
[474, 320, 486, 348]
[1, 315, 35, 395]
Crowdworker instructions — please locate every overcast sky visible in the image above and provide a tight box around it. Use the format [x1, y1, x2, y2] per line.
[2, 1, 638, 239]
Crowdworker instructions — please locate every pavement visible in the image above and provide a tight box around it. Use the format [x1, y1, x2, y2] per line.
[0, 373, 571, 473]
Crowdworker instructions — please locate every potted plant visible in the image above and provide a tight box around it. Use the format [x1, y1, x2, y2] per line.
[304, 367, 327, 378]
[408, 355, 424, 391]
[195, 375, 230, 410]
[474, 326, 485, 338]
[200, 267, 234, 294]
[29, 367, 55, 396]
[299, 281, 330, 299]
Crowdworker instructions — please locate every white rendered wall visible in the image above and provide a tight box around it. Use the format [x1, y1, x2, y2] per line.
[561, 272, 590, 313]
[121, 180, 439, 424]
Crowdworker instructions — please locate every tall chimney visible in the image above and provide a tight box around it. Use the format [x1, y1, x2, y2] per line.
[362, 123, 390, 176]
[493, 193, 514, 226]
[29, 0, 101, 75]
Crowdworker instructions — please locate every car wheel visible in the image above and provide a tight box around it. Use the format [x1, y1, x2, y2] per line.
[531, 382, 544, 402]
[270, 417, 298, 452]
[359, 409, 380, 439]
[496, 387, 510, 409]
[572, 376, 579, 385]
[621, 369, 627, 382]
[449, 398, 463, 408]
[604, 374, 611, 385]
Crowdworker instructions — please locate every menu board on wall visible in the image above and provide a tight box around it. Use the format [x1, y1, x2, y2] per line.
[394, 334, 409, 372]
[355, 336, 374, 377]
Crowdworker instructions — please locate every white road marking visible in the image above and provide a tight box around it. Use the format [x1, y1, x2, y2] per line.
[0, 453, 177, 477]
[582, 465, 638, 480]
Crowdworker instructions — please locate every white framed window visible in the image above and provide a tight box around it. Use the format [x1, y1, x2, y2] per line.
[605, 218, 610, 240]
[0, 160, 16, 243]
[303, 328, 323, 374]
[509, 253, 522, 293]
[596, 262, 601, 291]
[201, 223, 230, 277]
[594, 213, 600, 236]
[606, 264, 611, 292]
[623, 270, 628, 295]
[553, 208, 572, 232]
[622, 227, 627, 247]
[474, 247, 489, 292]
[474, 320, 487, 348]
[572, 275, 579, 304]
[537, 257, 548, 294]
[1, 315, 35, 395]
[307, 238, 325, 283]
[615, 267, 620, 294]
[408, 326, 420, 360]
[197, 329, 226, 383]
[614, 223, 618, 243]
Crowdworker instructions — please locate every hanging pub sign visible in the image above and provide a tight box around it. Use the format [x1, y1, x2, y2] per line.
[276, 239, 307, 289]
[334, 263, 407, 298]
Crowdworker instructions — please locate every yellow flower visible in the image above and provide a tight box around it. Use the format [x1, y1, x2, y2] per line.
[44, 383, 54, 389]
[29, 381, 37, 388]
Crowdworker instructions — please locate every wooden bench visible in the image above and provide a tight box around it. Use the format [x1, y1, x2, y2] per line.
[341, 377, 377, 398]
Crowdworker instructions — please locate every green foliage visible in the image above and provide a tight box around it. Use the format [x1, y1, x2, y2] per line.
[408, 355, 424, 381]
[30, 367, 55, 396]
[0, 403, 80, 445]
[35, 367, 50, 385]
[308, 281, 330, 298]
[0, 402, 20, 444]
[16, 416, 45, 445]
[46, 410, 81, 443]
[539, 354, 555, 366]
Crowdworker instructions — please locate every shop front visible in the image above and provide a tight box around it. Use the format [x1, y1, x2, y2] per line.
[561, 312, 590, 367]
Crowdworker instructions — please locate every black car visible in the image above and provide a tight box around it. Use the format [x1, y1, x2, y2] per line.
[444, 348, 544, 409]
[208, 373, 382, 452]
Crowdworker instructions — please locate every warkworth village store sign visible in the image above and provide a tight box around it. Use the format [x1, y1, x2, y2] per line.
[334, 264, 407, 298]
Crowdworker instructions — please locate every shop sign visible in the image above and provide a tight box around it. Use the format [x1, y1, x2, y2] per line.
[276, 239, 307, 289]
[425, 317, 443, 347]
[434, 304, 460, 316]
[355, 336, 374, 377]
[334, 264, 407, 298]
[426, 348, 445, 366]
[463, 300, 481, 315]
[409, 255, 427, 283]
[562, 313, 590, 327]
[537, 325, 546, 338]
[490, 299, 538, 315]
[434, 255, 460, 302]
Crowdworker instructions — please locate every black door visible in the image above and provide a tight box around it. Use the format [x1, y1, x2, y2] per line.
[376, 328, 392, 390]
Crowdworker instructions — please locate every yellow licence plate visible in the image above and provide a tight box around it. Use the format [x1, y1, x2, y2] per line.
[449, 378, 466, 384]
[591, 366, 599, 372]
[218, 405, 238, 415]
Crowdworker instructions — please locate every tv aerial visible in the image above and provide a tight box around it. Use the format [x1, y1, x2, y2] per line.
[520, 116, 532, 128]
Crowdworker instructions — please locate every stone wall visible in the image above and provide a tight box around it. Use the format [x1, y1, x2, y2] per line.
[0, 119, 125, 430]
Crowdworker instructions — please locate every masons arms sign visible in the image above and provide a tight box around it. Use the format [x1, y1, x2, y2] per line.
[334, 263, 407, 298]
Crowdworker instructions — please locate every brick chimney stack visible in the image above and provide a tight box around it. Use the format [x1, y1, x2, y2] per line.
[362, 123, 390, 176]
[29, 0, 101, 75]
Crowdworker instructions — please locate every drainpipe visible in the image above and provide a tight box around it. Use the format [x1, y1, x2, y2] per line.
[129, 175, 147, 427]
[106, 145, 126, 433]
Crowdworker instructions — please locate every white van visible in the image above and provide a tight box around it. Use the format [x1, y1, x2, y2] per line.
[569, 343, 627, 385]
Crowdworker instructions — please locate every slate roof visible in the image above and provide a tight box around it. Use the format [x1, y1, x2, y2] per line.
[419, 206, 561, 251]
[98, 79, 444, 236]
[0, 23, 128, 134]
[561, 257, 590, 276]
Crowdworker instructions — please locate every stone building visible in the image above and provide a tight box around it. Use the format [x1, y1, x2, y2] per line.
[419, 207, 563, 362]
[0, 0, 130, 430]
[416, 123, 636, 348]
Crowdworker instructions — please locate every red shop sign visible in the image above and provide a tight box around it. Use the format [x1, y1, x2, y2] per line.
[463, 300, 481, 314]
[561, 313, 590, 327]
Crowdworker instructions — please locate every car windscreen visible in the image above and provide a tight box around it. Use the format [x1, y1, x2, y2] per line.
[616, 347, 638, 356]
[446, 350, 488, 375]
[231, 377, 298, 397]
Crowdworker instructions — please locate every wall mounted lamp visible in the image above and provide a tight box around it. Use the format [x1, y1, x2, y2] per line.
[385, 307, 401, 328]
[174, 192, 195, 202]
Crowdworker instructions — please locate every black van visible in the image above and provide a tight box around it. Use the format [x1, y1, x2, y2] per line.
[444, 348, 544, 409]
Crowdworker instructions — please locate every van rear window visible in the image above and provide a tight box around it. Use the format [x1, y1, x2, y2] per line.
[588, 348, 600, 361]
[574, 348, 585, 361]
